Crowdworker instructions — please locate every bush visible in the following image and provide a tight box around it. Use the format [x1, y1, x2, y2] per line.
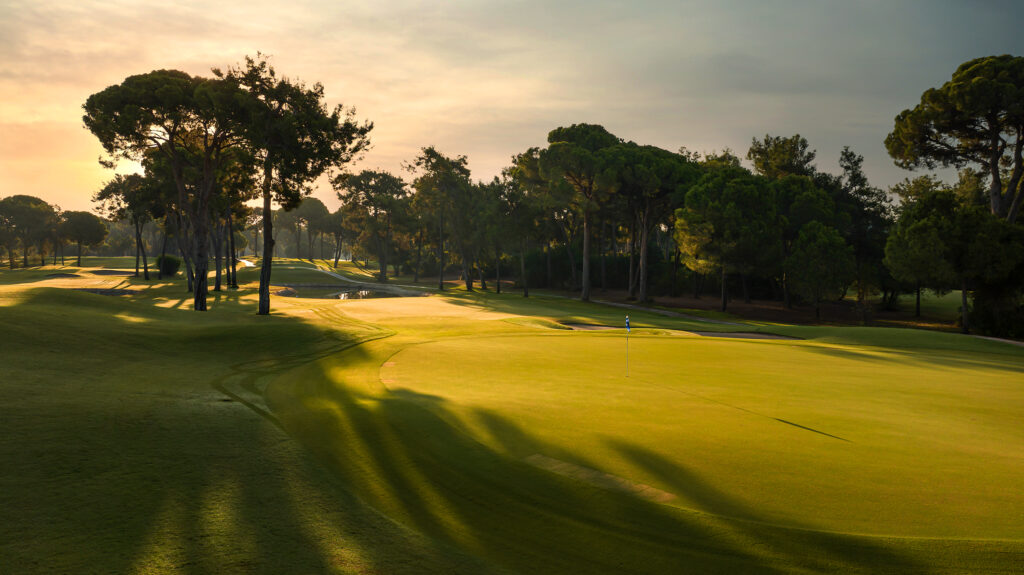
[156, 255, 182, 277]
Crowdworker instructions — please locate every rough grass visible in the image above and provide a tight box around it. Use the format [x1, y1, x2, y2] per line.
[2, 261, 1023, 573]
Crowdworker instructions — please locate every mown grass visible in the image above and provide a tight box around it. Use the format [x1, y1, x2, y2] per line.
[1, 261, 1022, 573]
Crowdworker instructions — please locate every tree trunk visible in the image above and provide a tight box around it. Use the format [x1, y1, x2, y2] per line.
[782, 272, 791, 308]
[638, 206, 652, 302]
[175, 211, 195, 293]
[520, 241, 529, 298]
[158, 229, 168, 280]
[461, 246, 474, 292]
[545, 245, 551, 288]
[140, 227, 149, 281]
[495, 250, 501, 294]
[557, 219, 577, 292]
[581, 212, 591, 301]
[627, 219, 638, 299]
[228, 211, 238, 288]
[720, 265, 728, 312]
[135, 220, 141, 277]
[599, 221, 607, 291]
[915, 284, 921, 318]
[437, 212, 445, 291]
[413, 227, 423, 283]
[212, 225, 223, 292]
[76, 241, 83, 266]
[378, 233, 388, 282]
[670, 250, 679, 297]
[189, 215, 210, 311]
[258, 158, 276, 315]
[960, 279, 970, 334]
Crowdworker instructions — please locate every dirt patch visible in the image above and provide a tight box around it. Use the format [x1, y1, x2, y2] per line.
[73, 288, 138, 296]
[690, 331, 801, 340]
[524, 454, 676, 504]
[89, 270, 135, 276]
[45, 272, 81, 278]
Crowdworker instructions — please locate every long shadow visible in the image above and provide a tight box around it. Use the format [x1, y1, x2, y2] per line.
[800, 343, 1024, 375]
[606, 440, 920, 573]
[437, 290, 729, 333]
[271, 346, 1024, 572]
[274, 372, 776, 573]
[0, 287, 479, 574]
[269, 348, 936, 573]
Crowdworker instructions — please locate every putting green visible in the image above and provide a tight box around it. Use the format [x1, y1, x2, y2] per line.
[381, 332, 1024, 538]
[266, 294, 1024, 573]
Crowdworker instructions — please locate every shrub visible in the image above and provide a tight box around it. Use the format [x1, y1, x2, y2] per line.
[156, 255, 182, 277]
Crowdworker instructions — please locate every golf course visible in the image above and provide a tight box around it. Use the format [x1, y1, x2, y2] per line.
[1, 258, 1022, 574]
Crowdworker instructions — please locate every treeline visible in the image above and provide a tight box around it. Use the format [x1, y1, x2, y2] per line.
[335, 55, 1024, 336]
[4, 54, 1021, 334]
[0, 196, 108, 268]
[331, 131, 893, 322]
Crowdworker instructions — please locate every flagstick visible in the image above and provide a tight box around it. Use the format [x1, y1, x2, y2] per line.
[625, 315, 630, 378]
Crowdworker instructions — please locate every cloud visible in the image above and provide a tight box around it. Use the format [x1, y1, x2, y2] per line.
[1, 0, 1021, 212]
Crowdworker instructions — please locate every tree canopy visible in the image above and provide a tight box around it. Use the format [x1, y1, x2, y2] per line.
[885, 55, 1024, 222]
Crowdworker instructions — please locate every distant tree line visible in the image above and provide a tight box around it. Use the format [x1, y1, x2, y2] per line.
[3, 55, 1021, 334]
[328, 55, 1023, 336]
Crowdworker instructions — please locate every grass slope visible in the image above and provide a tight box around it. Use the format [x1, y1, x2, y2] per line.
[2, 259, 1023, 573]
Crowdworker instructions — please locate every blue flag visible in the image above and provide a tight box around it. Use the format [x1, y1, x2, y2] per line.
[625, 315, 630, 333]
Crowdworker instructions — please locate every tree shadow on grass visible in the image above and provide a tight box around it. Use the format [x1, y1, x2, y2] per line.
[266, 350, 948, 574]
[0, 287, 482, 574]
[436, 290, 721, 332]
[799, 343, 1024, 375]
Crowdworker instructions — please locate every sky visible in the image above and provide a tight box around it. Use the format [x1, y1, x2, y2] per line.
[1, 0, 1021, 213]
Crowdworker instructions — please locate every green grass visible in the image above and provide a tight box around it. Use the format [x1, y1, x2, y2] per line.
[1, 263, 1022, 573]
[894, 289, 963, 321]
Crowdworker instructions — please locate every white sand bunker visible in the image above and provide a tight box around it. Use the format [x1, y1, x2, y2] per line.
[524, 454, 676, 504]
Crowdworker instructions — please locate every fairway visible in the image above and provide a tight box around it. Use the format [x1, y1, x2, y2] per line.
[2, 261, 1024, 573]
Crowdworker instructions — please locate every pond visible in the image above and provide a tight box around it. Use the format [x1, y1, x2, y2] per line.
[335, 288, 399, 300]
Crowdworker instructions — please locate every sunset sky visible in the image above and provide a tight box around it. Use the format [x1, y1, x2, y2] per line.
[1, 0, 1020, 212]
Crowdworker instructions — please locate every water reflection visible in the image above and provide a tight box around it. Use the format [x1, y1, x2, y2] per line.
[335, 289, 397, 300]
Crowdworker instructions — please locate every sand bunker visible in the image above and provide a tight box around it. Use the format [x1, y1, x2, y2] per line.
[89, 270, 135, 276]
